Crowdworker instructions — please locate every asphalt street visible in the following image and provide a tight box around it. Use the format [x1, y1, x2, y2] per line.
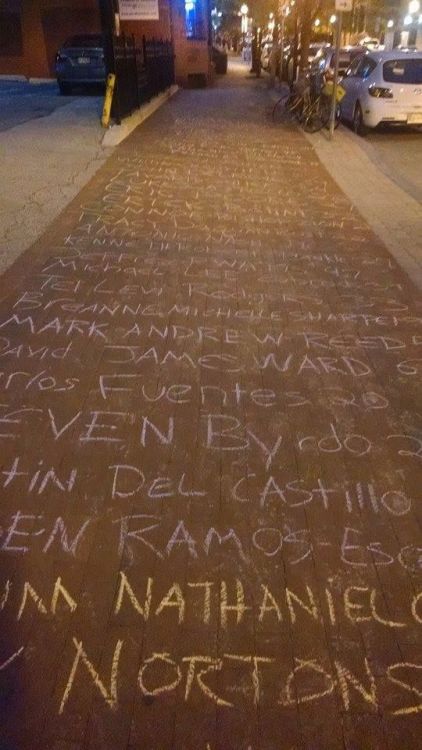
[362, 126, 422, 203]
[0, 80, 102, 132]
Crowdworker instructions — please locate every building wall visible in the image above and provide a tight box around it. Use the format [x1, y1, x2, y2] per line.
[0, 0, 101, 78]
[171, 0, 213, 87]
[0, 0, 212, 85]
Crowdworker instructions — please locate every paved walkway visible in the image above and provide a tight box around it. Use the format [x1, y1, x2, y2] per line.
[0, 64, 421, 750]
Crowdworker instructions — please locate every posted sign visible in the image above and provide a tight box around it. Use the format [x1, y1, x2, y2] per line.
[335, 0, 353, 10]
[118, 0, 159, 20]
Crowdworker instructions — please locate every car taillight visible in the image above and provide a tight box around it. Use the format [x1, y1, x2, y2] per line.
[368, 85, 393, 98]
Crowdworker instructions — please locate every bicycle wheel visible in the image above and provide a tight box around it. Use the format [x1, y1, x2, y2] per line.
[285, 92, 303, 115]
[303, 102, 324, 133]
[321, 98, 341, 130]
[272, 94, 290, 123]
[272, 92, 302, 123]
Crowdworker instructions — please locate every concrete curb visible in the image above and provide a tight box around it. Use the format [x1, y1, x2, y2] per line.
[265, 85, 422, 291]
[0, 74, 27, 82]
[0, 75, 56, 84]
[304, 125, 422, 290]
[102, 84, 179, 147]
[28, 77, 56, 84]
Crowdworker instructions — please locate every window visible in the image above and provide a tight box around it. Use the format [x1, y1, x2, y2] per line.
[355, 57, 377, 79]
[345, 56, 362, 77]
[383, 59, 422, 84]
[0, 3, 23, 57]
[185, 0, 205, 40]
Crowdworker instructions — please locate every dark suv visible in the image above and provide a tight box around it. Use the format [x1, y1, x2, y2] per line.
[55, 34, 106, 94]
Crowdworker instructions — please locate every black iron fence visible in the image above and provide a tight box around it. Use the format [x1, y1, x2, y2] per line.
[111, 34, 175, 123]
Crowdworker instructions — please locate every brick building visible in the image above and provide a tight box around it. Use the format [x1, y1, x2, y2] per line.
[0, 0, 213, 85]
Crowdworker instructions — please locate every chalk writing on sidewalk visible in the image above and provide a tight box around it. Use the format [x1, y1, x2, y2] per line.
[0, 82, 421, 748]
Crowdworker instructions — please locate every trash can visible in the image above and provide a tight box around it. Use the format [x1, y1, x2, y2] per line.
[212, 47, 228, 75]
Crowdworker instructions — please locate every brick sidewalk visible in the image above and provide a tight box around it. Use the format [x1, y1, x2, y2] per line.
[0, 67, 421, 749]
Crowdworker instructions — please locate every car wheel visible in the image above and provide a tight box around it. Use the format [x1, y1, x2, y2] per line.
[353, 102, 368, 137]
[58, 81, 71, 95]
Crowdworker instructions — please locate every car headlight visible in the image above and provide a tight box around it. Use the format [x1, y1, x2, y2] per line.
[368, 84, 393, 98]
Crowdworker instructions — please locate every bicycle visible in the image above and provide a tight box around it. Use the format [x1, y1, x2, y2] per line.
[272, 79, 342, 132]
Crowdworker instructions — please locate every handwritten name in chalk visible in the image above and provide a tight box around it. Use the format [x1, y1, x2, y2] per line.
[109, 465, 206, 500]
[301, 332, 421, 352]
[3, 510, 419, 574]
[4, 572, 421, 634]
[0, 512, 90, 555]
[0, 405, 419, 468]
[41, 255, 166, 280]
[54, 639, 422, 716]
[291, 310, 422, 330]
[1, 456, 77, 495]
[40, 245, 400, 282]
[232, 477, 414, 517]
[103, 345, 373, 377]
[0, 369, 79, 393]
[98, 376, 390, 413]
[10, 290, 421, 329]
[42, 236, 399, 272]
[0, 315, 108, 341]
[0, 338, 73, 361]
[13, 294, 169, 319]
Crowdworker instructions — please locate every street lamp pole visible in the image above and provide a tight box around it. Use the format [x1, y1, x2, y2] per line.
[240, 3, 249, 59]
[329, 0, 352, 140]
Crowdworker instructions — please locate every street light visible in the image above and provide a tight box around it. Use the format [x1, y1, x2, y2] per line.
[329, 15, 337, 24]
[408, 0, 420, 14]
[314, 18, 321, 27]
[240, 3, 249, 34]
[387, 19, 394, 29]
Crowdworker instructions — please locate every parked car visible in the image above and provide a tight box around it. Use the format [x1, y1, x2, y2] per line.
[55, 34, 106, 94]
[361, 37, 380, 51]
[340, 50, 422, 135]
[311, 45, 366, 79]
[307, 42, 330, 63]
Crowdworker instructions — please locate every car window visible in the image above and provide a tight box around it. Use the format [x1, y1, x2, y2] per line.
[345, 57, 362, 77]
[328, 52, 351, 69]
[355, 57, 377, 79]
[383, 59, 422, 84]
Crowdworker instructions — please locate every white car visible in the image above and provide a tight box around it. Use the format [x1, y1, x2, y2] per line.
[361, 37, 380, 51]
[340, 50, 422, 135]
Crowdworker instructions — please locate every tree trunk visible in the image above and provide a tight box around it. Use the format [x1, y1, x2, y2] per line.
[299, 0, 313, 73]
